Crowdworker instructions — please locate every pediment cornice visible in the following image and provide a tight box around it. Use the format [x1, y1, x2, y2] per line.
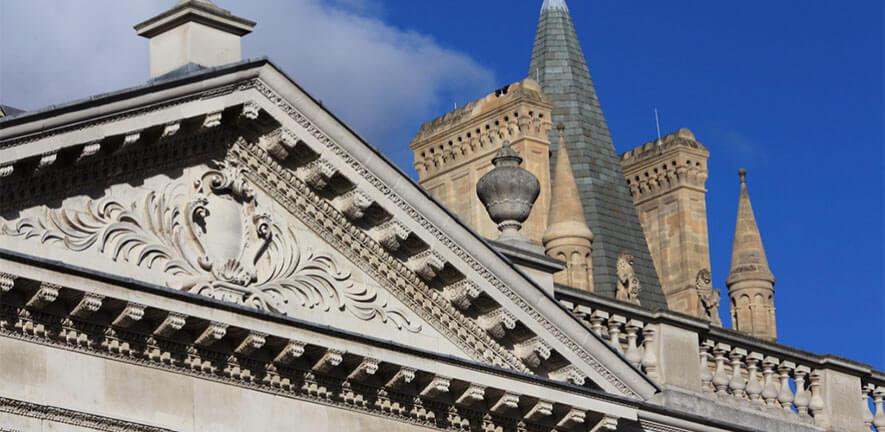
[0, 63, 657, 400]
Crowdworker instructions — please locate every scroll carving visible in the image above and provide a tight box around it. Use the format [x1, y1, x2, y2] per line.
[1, 160, 420, 332]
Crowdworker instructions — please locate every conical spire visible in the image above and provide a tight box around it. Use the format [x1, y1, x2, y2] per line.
[727, 169, 774, 283]
[544, 125, 594, 291]
[544, 125, 593, 244]
[529, 0, 666, 307]
[726, 169, 777, 341]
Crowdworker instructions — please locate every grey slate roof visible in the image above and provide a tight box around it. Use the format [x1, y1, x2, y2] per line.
[0, 104, 24, 118]
[528, 2, 668, 309]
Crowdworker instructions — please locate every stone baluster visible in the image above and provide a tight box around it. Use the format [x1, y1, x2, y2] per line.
[624, 320, 643, 368]
[807, 371, 827, 428]
[862, 384, 874, 430]
[761, 357, 781, 408]
[728, 348, 748, 399]
[640, 326, 659, 382]
[589, 310, 608, 337]
[712, 343, 731, 397]
[745, 353, 764, 406]
[777, 361, 796, 413]
[608, 315, 626, 354]
[792, 366, 811, 417]
[699, 340, 714, 393]
[874, 386, 885, 430]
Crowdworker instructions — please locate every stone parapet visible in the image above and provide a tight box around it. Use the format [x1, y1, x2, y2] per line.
[557, 285, 884, 432]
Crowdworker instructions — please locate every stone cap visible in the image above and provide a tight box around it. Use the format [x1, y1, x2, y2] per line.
[135, 0, 256, 38]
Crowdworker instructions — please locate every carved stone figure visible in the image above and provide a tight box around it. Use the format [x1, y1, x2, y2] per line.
[1, 160, 420, 332]
[615, 253, 641, 305]
[696, 269, 722, 326]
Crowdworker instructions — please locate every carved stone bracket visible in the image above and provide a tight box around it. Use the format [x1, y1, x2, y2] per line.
[550, 365, 587, 386]
[443, 279, 481, 310]
[76, 142, 102, 164]
[295, 159, 338, 190]
[408, 249, 446, 281]
[490, 392, 520, 414]
[0, 273, 16, 293]
[153, 312, 187, 337]
[478, 308, 517, 339]
[161, 122, 181, 138]
[386, 367, 416, 389]
[34, 152, 58, 175]
[334, 189, 374, 220]
[195, 322, 228, 347]
[203, 111, 223, 129]
[112, 303, 145, 328]
[525, 400, 554, 421]
[26, 283, 60, 309]
[557, 408, 586, 430]
[0, 164, 13, 177]
[514, 337, 552, 368]
[71, 293, 105, 318]
[274, 340, 306, 365]
[455, 384, 486, 406]
[235, 332, 267, 356]
[348, 357, 380, 381]
[420, 376, 451, 398]
[370, 220, 411, 252]
[313, 349, 345, 373]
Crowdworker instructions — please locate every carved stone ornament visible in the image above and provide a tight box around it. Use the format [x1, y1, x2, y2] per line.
[696, 269, 722, 326]
[1, 160, 420, 332]
[615, 253, 641, 305]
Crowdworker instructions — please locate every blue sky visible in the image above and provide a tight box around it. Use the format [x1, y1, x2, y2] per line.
[1, 0, 882, 368]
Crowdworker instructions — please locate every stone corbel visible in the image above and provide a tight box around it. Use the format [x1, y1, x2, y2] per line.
[76, 142, 102, 163]
[370, 219, 411, 252]
[264, 128, 300, 160]
[295, 159, 338, 190]
[513, 337, 552, 368]
[334, 189, 374, 220]
[153, 312, 187, 337]
[195, 322, 228, 347]
[443, 279, 481, 310]
[26, 283, 60, 309]
[33, 152, 57, 175]
[589, 416, 618, 432]
[348, 357, 380, 381]
[549, 364, 587, 386]
[112, 303, 145, 328]
[556, 408, 586, 430]
[385, 367, 416, 389]
[477, 307, 517, 339]
[455, 384, 486, 406]
[274, 340, 307, 365]
[234, 332, 267, 356]
[117, 131, 141, 153]
[70, 293, 105, 318]
[0, 164, 13, 177]
[240, 101, 261, 122]
[0, 273, 16, 293]
[524, 399, 553, 421]
[312, 349, 345, 373]
[490, 392, 519, 414]
[202, 111, 223, 129]
[161, 122, 181, 138]
[407, 249, 446, 281]
[419, 376, 451, 398]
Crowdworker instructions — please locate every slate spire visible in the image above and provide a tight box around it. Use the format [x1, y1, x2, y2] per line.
[529, 1, 667, 308]
[726, 169, 777, 341]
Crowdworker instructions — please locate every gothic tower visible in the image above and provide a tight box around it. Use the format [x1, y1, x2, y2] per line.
[529, 0, 667, 308]
[620, 129, 716, 321]
[726, 169, 777, 341]
[543, 124, 594, 291]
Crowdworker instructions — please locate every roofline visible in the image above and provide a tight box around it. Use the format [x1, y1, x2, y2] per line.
[0, 58, 270, 131]
[0, 56, 660, 398]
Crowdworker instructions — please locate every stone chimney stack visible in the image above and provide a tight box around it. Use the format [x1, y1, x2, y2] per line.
[726, 169, 777, 341]
[135, 0, 255, 78]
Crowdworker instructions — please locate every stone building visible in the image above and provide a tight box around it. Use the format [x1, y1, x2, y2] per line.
[0, 1, 882, 432]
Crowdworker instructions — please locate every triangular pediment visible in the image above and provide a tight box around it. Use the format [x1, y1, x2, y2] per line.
[0, 60, 657, 400]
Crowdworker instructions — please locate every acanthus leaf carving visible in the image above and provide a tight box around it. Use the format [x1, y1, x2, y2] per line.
[1, 160, 421, 333]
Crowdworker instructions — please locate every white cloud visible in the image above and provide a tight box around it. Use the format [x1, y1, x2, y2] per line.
[0, 0, 495, 170]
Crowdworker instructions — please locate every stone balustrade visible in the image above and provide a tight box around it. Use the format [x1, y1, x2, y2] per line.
[558, 286, 884, 432]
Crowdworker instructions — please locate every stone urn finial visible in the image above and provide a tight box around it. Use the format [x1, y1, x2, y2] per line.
[476, 141, 541, 242]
